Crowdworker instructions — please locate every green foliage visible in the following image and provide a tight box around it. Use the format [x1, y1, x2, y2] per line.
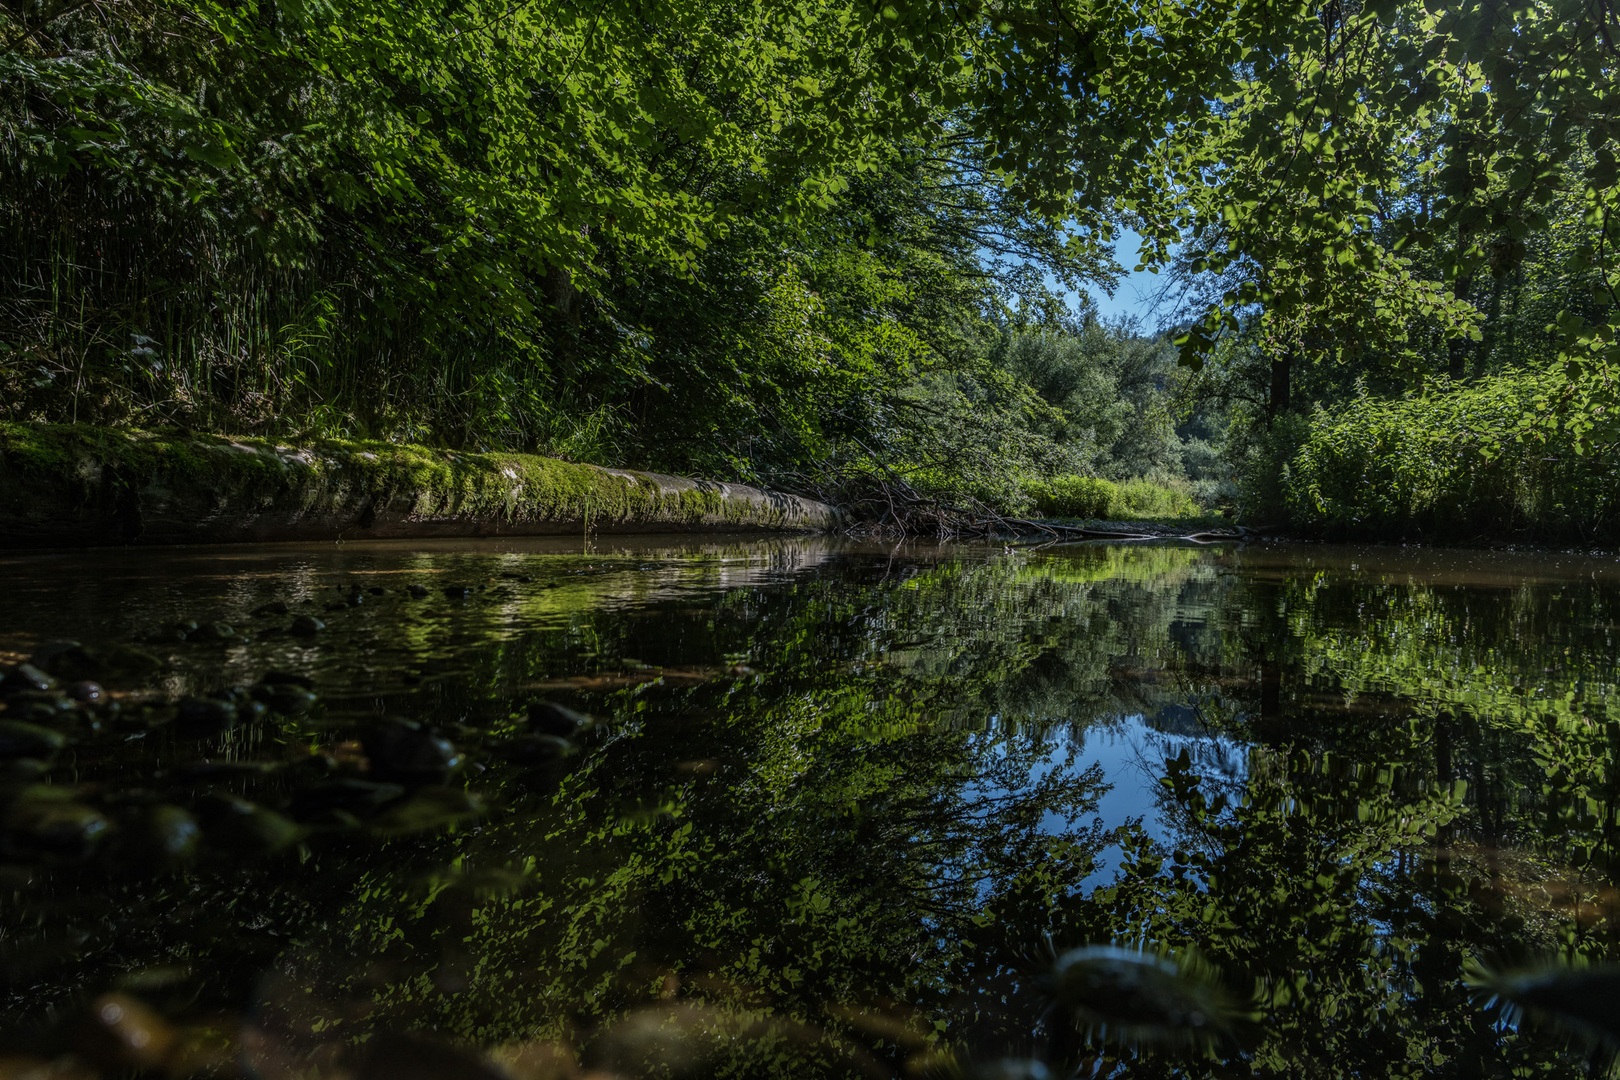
[0, 0, 1105, 481]
[1286, 368, 1620, 540]
[1023, 475, 1117, 519]
[1022, 474, 1203, 521]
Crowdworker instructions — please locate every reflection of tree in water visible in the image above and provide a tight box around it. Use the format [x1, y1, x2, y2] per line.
[7, 543, 1620, 1076]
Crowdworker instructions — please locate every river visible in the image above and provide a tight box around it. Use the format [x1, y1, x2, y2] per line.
[2, 536, 1617, 1078]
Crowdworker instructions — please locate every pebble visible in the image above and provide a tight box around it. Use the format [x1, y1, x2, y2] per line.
[81, 993, 178, 1072]
[290, 616, 325, 637]
[261, 669, 315, 689]
[195, 793, 301, 855]
[355, 1031, 507, 1080]
[256, 683, 317, 715]
[291, 779, 406, 819]
[28, 639, 83, 668]
[135, 805, 201, 865]
[0, 720, 68, 759]
[528, 701, 588, 737]
[6, 793, 109, 859]
[6, 691, 73, 723]
[67, 680, 104, 703]
[501, 733, 575, 765]
[0, 664, 58, 696]
[174, 698, 238, 735]
[363, 718, 463, 784]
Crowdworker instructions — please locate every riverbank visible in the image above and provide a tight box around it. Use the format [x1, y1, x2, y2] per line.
[0, 423, 841, 549]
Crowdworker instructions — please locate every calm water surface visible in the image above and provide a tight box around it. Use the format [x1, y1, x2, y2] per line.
[2, 536, 1619, 1078]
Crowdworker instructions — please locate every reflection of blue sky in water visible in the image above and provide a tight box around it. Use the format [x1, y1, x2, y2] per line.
[974, 710, 1250, 892]
[1070, 713, 1249, 887]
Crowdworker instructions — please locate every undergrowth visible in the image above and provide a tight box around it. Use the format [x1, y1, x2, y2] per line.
[1021, 474, 1205, 521]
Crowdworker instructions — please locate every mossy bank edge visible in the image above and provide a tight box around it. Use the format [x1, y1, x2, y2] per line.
[0, 424, 842, 549]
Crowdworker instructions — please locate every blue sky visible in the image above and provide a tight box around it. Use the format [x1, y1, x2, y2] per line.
[1085, 228, 1168, 326]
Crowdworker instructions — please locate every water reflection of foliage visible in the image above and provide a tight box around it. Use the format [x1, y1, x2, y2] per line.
[9, 542, 1620, 1077]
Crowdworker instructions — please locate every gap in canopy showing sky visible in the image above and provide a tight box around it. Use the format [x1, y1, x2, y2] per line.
[1081, 227, 1170, 327]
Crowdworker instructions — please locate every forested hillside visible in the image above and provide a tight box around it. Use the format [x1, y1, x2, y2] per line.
[2, 0, 1617, 538]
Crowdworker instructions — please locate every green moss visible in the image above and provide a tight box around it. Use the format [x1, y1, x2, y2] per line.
[0, 422, 835, 542]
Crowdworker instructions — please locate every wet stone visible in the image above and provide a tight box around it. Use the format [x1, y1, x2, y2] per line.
[363, 719, 463, 785]
[501, 733, 575, 765]
[261, 669, 315, 690]
[172, 759, 281, 783]
[408, 584, 430, 599]
[255, 683, 317, 715]
[195, 793, 301, 855]
[442, 585, 471, 600]
[252, 601, 291, 617]
[291, 779, 406, 819]
[28, 638, 81, 667]
[131, 805, 201, 865]
[0, 664, 58, 697]
[81, 992, 178, 1072]
[370, 787, 485, 836]
[0, 758, 51, 783]
[0, 721, 68, 759]
[67, 680, 104, 704]
[174, 698, 238, 736]
[290, 615, 325, 637]
[5, 691, 74, 723]
[6, 793, 109, 859]
[528, 701, 588, 737]
[193, 622, 237, 643]
[354, 1031, 507, 1080]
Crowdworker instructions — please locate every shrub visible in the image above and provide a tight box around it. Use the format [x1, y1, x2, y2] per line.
[1023, 475, 1117, 518]
[1286, 368, 1620, 541]
[1112, 477, 1202, 519]
[1022, 474, 1203, 520]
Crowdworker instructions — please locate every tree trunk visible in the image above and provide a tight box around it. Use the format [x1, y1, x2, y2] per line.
[1268, 351, 1292, 420]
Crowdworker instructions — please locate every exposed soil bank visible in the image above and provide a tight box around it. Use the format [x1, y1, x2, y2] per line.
[0, 424, 841, 549]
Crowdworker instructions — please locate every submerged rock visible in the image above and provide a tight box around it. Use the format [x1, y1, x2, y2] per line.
[0, 663, 57, 696]
[81, 992, 178, 1072]
[370, 787, 485, 836]
[527, 701, 588, 737]
[1042, 945, 1248, 1051]
[192, 621, 237, 643]
[6, 790, 109, 859]
[0, 720, 67, 759]
[501, 734, 575, 765]
[290, 615, 325, 637]
[363, 718, 462, 785]
[175, 697, 239, 736]
[67, 680, 104, 703]
[354, 1031, 507, 1080]
[261, 669, 314, 689]
[254, 683, 317, 715]
[291, 779, 406, 819]
[130, 805, 202, 866]
[196, 793, 301, 855]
